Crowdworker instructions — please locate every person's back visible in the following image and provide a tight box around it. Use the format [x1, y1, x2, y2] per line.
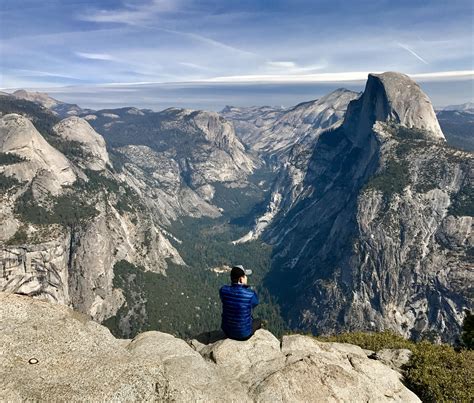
[219, 265, 259, 341]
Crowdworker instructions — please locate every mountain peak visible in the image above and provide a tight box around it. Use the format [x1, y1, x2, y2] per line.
[53, 116, 111, 171]
[344, 72, 445, 141]
[12, 89, 61, 109]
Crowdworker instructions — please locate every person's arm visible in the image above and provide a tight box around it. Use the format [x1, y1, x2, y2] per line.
[251, 290, 259, 308]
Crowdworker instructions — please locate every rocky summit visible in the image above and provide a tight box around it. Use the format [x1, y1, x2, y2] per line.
[0, 292, 419, 402]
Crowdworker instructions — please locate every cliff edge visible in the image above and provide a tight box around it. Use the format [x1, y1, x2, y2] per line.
[0, 293, 419, 402]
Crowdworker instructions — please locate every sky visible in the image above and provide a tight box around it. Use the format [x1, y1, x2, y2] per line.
[0, 0, 473, 110]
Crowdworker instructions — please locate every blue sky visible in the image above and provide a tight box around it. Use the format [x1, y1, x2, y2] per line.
[0, 0, 473, 109]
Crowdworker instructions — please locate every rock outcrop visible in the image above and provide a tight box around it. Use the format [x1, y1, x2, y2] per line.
[0, 293, 420, 402]
[12, 89, 61, 109]
[0, 114, 76, 195]
[259, 72, 473, 342]
[53, 116, 111, 170]
[343, 72, 445, 142]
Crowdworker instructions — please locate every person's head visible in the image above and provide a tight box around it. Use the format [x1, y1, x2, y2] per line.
[230, 265, 252, 285]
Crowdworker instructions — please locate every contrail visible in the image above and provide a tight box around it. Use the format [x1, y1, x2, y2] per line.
[397, 42, 429, 64]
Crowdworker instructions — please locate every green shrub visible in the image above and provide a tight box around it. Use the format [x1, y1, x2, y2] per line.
[391, 124, 429, 141]
[0, 152, 26, 165]
[448, 183, 474, 217]
[316, 330, 415, 351]
[316, 331, 474, 402]
[79, 170, 141, 213]
[15, 188, 98, 227]
[6, 227, 28, 245]
[52, 195, 98, 226]
[0, 173, 21, 191]
[461, 310, 474, 350]
[365, 159, 411, 198]
[47, 138, 90, 160]
[404, 342, 474, 402]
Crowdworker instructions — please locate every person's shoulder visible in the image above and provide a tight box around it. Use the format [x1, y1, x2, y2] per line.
[220, 284, 231, 293]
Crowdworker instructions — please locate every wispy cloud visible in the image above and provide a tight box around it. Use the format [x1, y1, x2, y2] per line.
[179, 62, 215, 72]
[265, 61, 328, 74]
[76, 52, 117, 61]
[397, 42, 429, 65]
[79, 0, 181, 25]
[204, 70, 474, 83]
[160, 28, 259, 58]
[16, 69, 80, 80]
[266, 61, 297, 69]
[410, 70, 474, 80]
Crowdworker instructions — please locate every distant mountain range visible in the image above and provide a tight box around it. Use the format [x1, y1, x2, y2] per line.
[8, 89, 93, 117]
[436, 109, 474, 152]
[441, 102, 474, 112]
[222, 89, 360, 164]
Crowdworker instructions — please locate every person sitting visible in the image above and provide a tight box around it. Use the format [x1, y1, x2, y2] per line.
[219, 265, 261, 341]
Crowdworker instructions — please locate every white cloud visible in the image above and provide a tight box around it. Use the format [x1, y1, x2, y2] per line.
[179, 62, 214, 71]
[265, 61, 328, 75]
[203, 70, 474, 83]
[410, 70, 474, 81]
[79, 0, 182, 25]
[16, 69, 79, 80]
[266, 61, 297, 69]
[76, 52, 117, 61]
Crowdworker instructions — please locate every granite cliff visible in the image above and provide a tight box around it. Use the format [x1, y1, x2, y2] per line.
[257, 72, 473, 342]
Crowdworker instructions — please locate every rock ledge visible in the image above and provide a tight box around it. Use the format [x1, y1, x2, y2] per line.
[0, 293, 419, 402]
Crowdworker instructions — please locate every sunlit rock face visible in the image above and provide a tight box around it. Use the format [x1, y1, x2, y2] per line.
[0, 114, 76, 195]
[53, 116, 111, 171]
[343, 72, 445, 144]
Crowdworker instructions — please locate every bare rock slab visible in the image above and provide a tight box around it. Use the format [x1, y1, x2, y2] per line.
[1, 293, 420, 402]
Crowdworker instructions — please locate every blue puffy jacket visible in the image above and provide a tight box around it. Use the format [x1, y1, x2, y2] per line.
[219, 283, 259, 340]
